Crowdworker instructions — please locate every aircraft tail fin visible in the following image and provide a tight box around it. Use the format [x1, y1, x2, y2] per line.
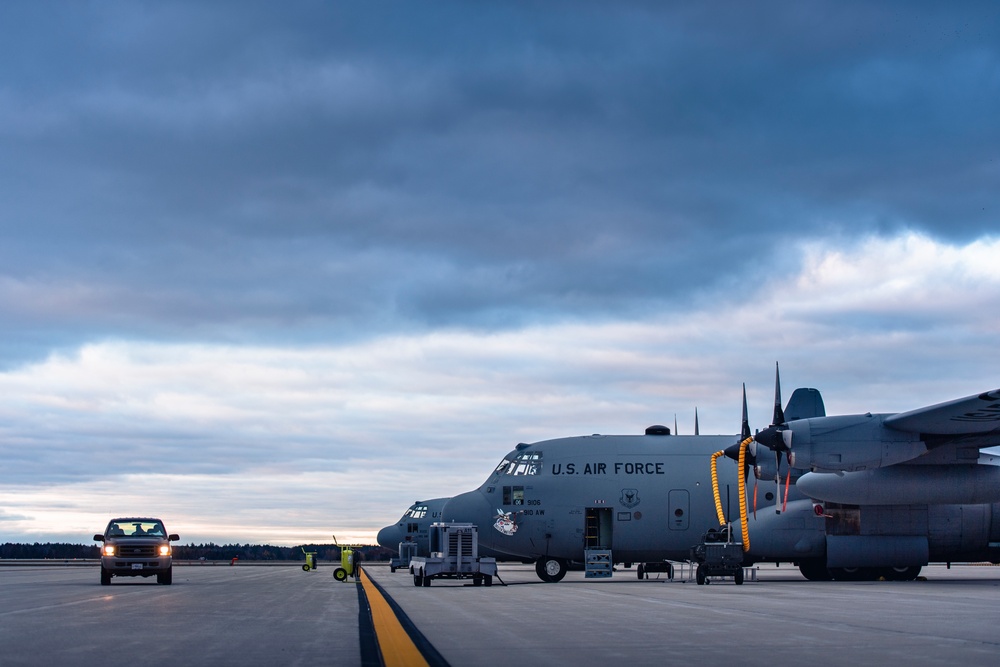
[784, 388, 826, 421]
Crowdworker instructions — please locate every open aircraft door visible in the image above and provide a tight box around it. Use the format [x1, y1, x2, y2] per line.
[585, 507, 613, 549]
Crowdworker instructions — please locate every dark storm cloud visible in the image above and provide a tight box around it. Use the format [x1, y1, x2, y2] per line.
[2, 1, 999, 365]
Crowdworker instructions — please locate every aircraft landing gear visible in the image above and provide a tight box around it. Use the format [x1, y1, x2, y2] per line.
[798, 559, 833, 581]
[829, 567, 880, 581]
[535, 557, 567, 582]
[882, 566, 921, 581]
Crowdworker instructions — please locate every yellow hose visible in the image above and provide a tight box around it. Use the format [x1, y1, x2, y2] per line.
[736, 436, 752, 551]
[710, 451, 726, 525]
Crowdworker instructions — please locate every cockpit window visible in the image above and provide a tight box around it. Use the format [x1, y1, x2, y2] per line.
[493, 450, 543, 476]
[404, 505, 428, 519]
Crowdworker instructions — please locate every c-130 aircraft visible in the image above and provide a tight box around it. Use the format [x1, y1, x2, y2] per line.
[436, 367, 1000, 582]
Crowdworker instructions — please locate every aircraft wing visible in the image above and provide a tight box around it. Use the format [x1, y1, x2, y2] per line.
[884, 389, 1000, 436]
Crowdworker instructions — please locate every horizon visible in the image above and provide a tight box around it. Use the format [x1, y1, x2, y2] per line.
[2, 2, 999, 545]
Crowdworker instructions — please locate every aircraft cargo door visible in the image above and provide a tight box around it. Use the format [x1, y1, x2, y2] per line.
[585, 508, 613, 549]
[668, 489, 689, 531]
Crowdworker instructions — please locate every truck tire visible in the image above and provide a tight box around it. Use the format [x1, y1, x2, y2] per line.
[421, 575, 431, 587]
[696, 564, 706, 585]
[734, 567, 744, 585]
[157, 568, 172, 585]
[101, 568, 111, 586]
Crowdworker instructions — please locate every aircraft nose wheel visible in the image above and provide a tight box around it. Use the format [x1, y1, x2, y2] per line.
[535, 557, 567, 582]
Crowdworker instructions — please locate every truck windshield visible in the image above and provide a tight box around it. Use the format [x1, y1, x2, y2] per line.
[108, 521, 165, 537]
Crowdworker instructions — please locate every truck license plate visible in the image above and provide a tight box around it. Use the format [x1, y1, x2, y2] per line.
[131, 564, 143, 570]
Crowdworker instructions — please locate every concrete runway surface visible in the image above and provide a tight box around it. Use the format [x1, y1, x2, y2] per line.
[2, 562, 999, 666]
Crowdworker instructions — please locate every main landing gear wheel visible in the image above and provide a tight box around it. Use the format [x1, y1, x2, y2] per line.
[829, 567, 879, 581]
[333, 567, 348, 582]
[636, 563, 645, 579]
[798, 559, 833, 582]
[535, 557, 567, 582]
[882, 566, 921, 581]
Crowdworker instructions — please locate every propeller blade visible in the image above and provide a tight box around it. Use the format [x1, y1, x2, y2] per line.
[772, 362, 785, 426]
[741, 384, 752, 440]
[774, 450, 782, 514]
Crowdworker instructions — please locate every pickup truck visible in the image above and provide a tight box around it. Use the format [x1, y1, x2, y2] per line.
[94, 518, 179, 585]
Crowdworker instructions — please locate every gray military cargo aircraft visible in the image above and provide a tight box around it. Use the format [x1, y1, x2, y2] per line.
[376, 497, 448, 558]
[442, 369, 1000, 582]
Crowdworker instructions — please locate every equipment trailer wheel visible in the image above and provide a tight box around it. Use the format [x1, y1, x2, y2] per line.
[333, 567, 348, 582]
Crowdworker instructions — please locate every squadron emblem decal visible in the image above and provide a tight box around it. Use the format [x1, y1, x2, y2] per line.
[620, 488, 640, 509]
[493, 509, 518, 536]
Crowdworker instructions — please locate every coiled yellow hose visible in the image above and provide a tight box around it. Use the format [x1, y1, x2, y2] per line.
[710, 437, 753, 552]
[710, 450, 726, 525]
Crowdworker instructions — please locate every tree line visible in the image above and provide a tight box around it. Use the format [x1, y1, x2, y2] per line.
[0, 542, 393, 561]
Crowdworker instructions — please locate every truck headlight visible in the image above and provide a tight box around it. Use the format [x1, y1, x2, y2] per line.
[103, 545, 115, 557]
[159, 545, 171, 556]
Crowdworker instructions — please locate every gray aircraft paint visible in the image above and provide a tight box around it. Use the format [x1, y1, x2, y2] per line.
[441, 383, 1000, 581]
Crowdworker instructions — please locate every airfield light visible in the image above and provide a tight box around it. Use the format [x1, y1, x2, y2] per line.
[103, 545, 115, 557]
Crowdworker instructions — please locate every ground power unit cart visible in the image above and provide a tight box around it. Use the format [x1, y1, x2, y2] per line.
[409, 523, 498, 587]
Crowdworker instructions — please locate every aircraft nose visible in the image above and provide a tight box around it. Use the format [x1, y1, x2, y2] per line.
[376, 524, 402, 551]
[443, 489, 493, 527]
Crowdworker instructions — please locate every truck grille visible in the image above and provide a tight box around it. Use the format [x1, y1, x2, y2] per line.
[119, 545, 157, 557]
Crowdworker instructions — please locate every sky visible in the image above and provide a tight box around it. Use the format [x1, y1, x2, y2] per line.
[2, 1, 999, 546]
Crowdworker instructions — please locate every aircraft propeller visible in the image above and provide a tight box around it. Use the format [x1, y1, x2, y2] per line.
[754, 363, 795, 513]
[723, 364, 794, 515]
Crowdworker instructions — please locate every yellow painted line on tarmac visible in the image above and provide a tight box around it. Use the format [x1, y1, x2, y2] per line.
[359, 567, 430, 667]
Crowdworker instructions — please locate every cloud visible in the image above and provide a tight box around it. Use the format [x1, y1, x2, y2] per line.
[1, 2, 999, 543]
[2, 232, 998, 543]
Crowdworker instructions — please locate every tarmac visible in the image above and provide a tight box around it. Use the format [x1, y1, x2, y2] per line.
[2, 561, 999, 666]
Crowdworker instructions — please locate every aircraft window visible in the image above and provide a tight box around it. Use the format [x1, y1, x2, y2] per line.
[502, 486, 525, 505]
[404, 505, 428, 519]
[493, 451, 543, 476]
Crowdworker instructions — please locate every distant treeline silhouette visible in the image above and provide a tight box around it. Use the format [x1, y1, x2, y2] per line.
[0, 542, 393, 561]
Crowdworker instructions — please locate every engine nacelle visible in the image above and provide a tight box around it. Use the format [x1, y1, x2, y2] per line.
[797, 465, 1000, 505]
[772, 414, 927, 472]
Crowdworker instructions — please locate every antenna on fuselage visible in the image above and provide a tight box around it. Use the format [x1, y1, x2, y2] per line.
[695, 408, 700, 436]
